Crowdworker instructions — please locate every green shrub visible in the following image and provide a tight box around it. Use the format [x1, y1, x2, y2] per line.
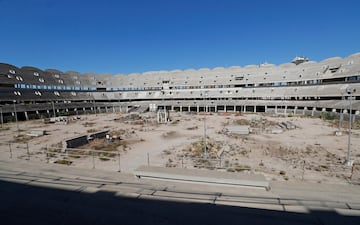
[320, 112, 337, 120]
[54, 159, 72, 165]
[227, 168, 235, 172]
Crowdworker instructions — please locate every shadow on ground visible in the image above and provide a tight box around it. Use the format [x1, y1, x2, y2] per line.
[0, 180, 359, 225]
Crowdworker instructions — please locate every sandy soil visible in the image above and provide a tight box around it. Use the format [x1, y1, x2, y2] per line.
[0, 111, 359, 184]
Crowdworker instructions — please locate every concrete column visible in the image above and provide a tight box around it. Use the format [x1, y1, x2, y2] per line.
[188, 105, 190, 112]
[244, 105, 247, 113]
[303, 107, 307, 115]
[0, 108, 3, 127]
[197, 105, 199, 113]
[105, 107, 108, 113]
[24, 111, 29, 120]
[294, 106, 297, 115]
[275, 105, 277, 114]
[354, 111, 359, 123]
[254, 106, 256, 113]
[284, 106, 287, 116]
[215, 105, 217, 113]
[322, 108, 326, 112]
[171, 105, 174, 111]
[265, 105, 268, 113]
[311, 107, 315, 116]
[234, 105, 236, 112]
[332, 108, 336, 113]
[180, 106, 182, 112]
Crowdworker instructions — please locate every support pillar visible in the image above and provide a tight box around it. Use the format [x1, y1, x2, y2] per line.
[197, 105, 199, 113]
[265, 105, 268, 113]
[303, 107, 307, 115]
[215, 105, 217, 113]
[294, 106, 297, 115]
[188, 105, 190, 112]
[0, 108, 3, 127]
[254, 106, 256, 113]
[180, 106, 182, 112]
[171, 105, 174, 111]
[355, 111, 359, 122]
[311, 107, 315, 116]
[275, 105, 277, 114]
[234, 105, 236, 112]
[244, 105, 246, 113]
[284, 105, 287, 116]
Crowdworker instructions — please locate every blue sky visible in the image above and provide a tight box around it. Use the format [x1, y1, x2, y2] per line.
[1, 0, 360, 74]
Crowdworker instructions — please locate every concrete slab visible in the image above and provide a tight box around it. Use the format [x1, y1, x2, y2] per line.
[216, 201, 284, 211]
[283, 205, 309, 213]
[137, 188, 156, 195]
[80, 186, 100, 193]
[139, 194, 214, 204]
[217, 195, 279, 205]
[335, 208, 360, 216]
[154, 190, 216, 202]
[29, 180, 82, 191]
[115, 192, 140, 198]
[135, 166, 270, 190]
[100, 184, 142, 193]
[348, 203, 360, 210]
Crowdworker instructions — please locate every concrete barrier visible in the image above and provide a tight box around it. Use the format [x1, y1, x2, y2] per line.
[64, 135, 88, 149]
[135, 166, 270, 190]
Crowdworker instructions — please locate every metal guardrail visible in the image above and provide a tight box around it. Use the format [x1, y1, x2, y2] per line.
[1, 141, 359, 184]
[45, 147, 121, 172]
[174, 156, 359, 184]
[0, 142, 121, 172]
[0, 142, 30, 160]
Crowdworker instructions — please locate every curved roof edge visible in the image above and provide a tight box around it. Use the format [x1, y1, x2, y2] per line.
[2, 52, 359, 77]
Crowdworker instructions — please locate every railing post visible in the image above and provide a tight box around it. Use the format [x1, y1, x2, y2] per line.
[117, 151, 121, 172]
[45, 145, 49, 163]
[9, 143, 12, 159]
[92, 151, 95, 169]
[302, 160, 305, 181]
[147, 153, 150, 167]
[26, 143, 30, 160]
[65, 149, 70, 166]
[350, 164, 355, 181]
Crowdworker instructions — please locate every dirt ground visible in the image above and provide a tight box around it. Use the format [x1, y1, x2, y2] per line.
[1, 111, 359, 184]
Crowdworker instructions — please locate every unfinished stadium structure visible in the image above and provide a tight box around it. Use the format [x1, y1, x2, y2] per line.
[1, 53, 360, 122]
